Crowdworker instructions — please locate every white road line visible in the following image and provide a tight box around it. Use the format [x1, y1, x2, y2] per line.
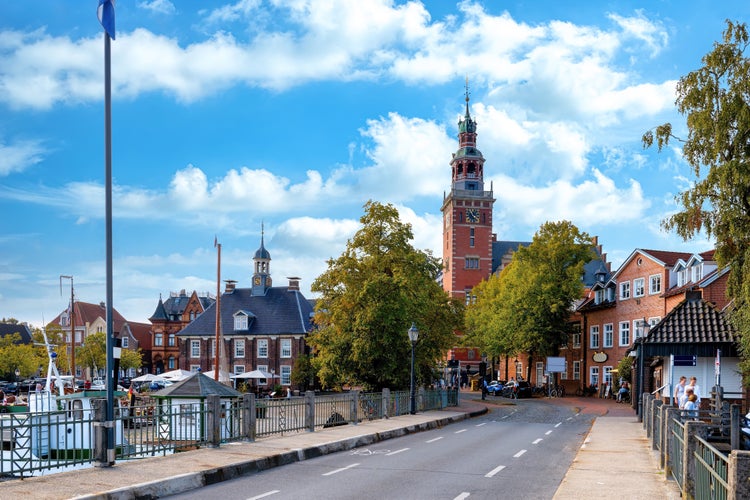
[545, 430, 553, 435]
[426, 437, 444, 443]
[475, 422, 487, 427]
[555, 422, 562, 428]
[532, 438, 542, 444]
[485, 465, 506, 478]
[455, 429, 467, 434]
[386, 448, 409, 456]
[454, 493, 471, 500]
[322, 463, 360, 476]
[248, 491, 280, 500]
[514, 449, 527, 458]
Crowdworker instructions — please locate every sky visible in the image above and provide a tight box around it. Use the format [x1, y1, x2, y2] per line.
[2, 0, 749, 328]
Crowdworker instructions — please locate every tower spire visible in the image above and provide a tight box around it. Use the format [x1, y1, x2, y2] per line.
[465, 76, 471, 118]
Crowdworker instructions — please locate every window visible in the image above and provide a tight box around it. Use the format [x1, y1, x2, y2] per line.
[121, 337, 129, 348]
[619, 281, 630, 300]
[234, 314, 248, 331]
[190, 364, 201, 372]
[590, 366, 599, 387]
[572, 330, 581, 348]
[210, 339, 215, 359]
[470, 227, 475, 247]
[573, 361, 581, 380]
[154, 333, 163, 347]
[190, 340, 200, 358]
[281, 339, 292, 358]
[677, 269, 687, 287]
[603, 366, 613, 385]
[257, 339, 268, 358]
[168, 334, 176, 347]
[281, 365, 291, 385]
[515, 363, 523, 380]
[603, 324, 613, 348]
[633, 278, 645, 297]
[466, 257, 479, 269]
[234, 339, 245, 357]
[168, 356, 175, 369]
[233, 365, 245, 375]
[691, 264, 703, 282]
[590, 325, 600, 349]
[619, 322, 630, 346]
[649, 274, 661, 295]
[594, 288, 604, 304]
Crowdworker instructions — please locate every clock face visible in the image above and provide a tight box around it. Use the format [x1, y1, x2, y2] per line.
[253, 277, 261, 285]
[466, 208, 480, 223]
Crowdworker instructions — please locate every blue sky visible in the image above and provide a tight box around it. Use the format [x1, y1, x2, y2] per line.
[2, 0, 748, 327]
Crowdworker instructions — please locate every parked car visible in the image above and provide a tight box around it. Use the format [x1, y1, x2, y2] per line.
[501, 381, 533, 399]
[486, 380, 505, 395]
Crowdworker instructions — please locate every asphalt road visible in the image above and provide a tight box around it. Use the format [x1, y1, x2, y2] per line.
[169, 397, 595, 500]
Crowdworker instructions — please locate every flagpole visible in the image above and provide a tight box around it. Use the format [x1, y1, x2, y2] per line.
[215, 240, 221, 381]
[103, 26, 115, 468]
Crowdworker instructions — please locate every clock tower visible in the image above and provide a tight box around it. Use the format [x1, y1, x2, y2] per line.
[251, 225, 272, 296]
[441, 84, 495, 302]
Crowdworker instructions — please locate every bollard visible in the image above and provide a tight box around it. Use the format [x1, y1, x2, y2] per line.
[243, 393, 256, 441]
[206, 395, 221, 447]
[728, 450, 750, 500]
[350, 390, 359, 425]
[91, 398, 109, 467]
[382, 388, 390, 418]
[305, 391, 315, 432]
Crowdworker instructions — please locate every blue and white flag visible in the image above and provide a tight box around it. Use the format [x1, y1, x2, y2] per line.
[97, 0, 116, 40]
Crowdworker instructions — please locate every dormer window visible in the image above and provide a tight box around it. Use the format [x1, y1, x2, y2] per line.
[234, 314, 248, 331]
[594, 288, 604, 304]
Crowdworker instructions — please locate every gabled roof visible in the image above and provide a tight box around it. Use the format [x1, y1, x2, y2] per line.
[0, 322, 33, 344]
[49, 301, 128, 333]
[491, 240, 530, 274]
[124, 321, 152, 346]
[177, 286, 314, 337]
[639, 291, 738, 357]
[150, 291, 215, 322]
[611, 248, 693, 280]
[152, 372, 241, 398]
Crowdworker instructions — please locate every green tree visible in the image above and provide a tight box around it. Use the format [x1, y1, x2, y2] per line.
[291, 353, 316, 392]
[119, 347, 143, 375]
[642, 20, 750, 381]
[77, 331, 107, 376]
[308, 200, 462, 391]
[465, 221, 594, 375]
[0, 332, 47, 381]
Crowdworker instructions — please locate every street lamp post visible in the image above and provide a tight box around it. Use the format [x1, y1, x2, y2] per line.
[15, 368, 20, 385]
[408, 323, 419, 415]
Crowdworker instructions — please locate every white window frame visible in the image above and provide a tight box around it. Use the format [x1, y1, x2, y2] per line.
[122, 337, 129, 348]
[590, 366, 600, 386]
[603, 323, 613, 348]
[168, 356, 175, 369]
[234, 339, 245, 358]
[619, 321, 630, 346]
[573, 361, 581, 381]
[190, 364, 201, 372]
[603, 366, 613, 384]
[190, 340, 200, 358]
[649, 274, 661, 295]
[257, 339, 268, 358]
[594, 288, 604, 304]
[233, 364, 245, 375]
[633, 278, 645, 298]
[210, 339, 215, 359]
[281, 339, 292, 358]
[572, 331, 581, 348]
[257, 365, 269, 384]
[154, 333, 163, 347]
[234, 314, 248, 331]
[590, 325, 600, 349]
[168, 334, 176, 346]
[619, 281, 631, 300]
[281, 365, 292, 385]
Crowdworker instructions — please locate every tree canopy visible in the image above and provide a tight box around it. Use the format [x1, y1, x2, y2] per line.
[641, 20, 750, 379]
[465, 221, 594, 362]
[308, 201, 462, 390]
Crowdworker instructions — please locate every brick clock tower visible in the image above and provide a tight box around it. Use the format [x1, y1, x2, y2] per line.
[441, 85, 495, 304]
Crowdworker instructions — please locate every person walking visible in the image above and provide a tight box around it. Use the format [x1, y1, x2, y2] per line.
[673, 376, 686, 406]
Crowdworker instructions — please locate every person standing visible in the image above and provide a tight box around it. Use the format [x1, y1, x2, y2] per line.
[684, 393, 699, 419]
[688, 376, 701, 406]
[673, 376, 686, 406]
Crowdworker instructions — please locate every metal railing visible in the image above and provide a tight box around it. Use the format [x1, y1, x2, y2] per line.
[694, 436, 729, 500]
[0, 387, 458, 478]
[668, 416, 685, 488]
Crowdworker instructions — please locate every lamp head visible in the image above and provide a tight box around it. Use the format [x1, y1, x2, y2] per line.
[407, 322, 419, 343]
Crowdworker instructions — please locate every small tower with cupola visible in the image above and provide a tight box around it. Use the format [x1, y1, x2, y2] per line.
[251, 225, 272, 296]
[441, 81, 495, 303]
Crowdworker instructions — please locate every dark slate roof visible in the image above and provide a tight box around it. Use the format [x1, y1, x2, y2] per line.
[177, 286, 314, 338]
[151, 372, 241, 398]
[639, 292, 738, 357]
[149, 298, 168, 321]
[0, 323, 33, 344]
[491, 240, 530, 274]
[582, 247, 611, 288]
[152, 291, 215, 322]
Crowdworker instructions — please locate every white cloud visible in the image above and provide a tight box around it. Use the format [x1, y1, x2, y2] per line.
[137, 0, 176, 15]
[608, 10, 668, 58]
[0, 138, 45, 175]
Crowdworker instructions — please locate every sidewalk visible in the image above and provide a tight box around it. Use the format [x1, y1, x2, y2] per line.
[0, 395, 680, 499]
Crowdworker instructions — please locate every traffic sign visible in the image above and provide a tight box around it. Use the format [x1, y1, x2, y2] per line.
[674, 355, 696, 366]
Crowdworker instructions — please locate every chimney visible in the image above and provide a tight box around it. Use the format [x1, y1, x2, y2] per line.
[287, 277, 300, 291]
[224, 279, 237, 294]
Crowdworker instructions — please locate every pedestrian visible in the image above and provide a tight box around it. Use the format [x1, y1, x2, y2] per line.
[679, 386, 694, 409]
[683, 393, 699, 419]
[673, 376, 686, 406]
[617, 381, 629, 402]
[688, 376, 701, 405]
[286, 387, 292, 398]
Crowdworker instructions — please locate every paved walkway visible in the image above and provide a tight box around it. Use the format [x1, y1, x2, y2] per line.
[0, 394, 681, 499]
